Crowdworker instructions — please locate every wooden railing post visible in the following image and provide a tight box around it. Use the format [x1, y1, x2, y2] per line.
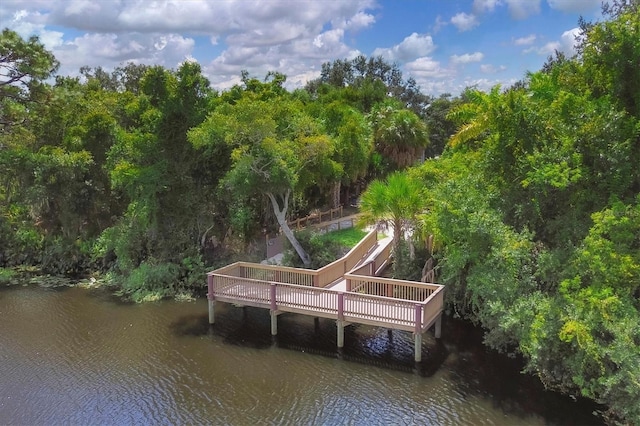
[207, 274, 215, 324]
[414, 304, 423, 334]
[270, 283, 278, 336]
[270, 283, 277, 311]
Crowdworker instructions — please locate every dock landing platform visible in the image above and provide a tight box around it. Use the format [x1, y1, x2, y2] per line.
[207, 229, 444, 362]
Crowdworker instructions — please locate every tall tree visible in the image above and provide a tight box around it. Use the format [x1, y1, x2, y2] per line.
[319, 101, 373, 207]
[190, 91, 337, 267]
[0, 29, 59, 133]
[369, 99, 429, 173]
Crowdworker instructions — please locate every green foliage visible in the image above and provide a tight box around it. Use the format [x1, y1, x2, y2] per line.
[415, 7, 640, 423]
[391, 239, 422, 281]
[423, 93, 461, 158]
[319, 101, 372, 185]
[1, 15, 638, 422]
[0, 28, 59, 131]
[283, 227, 365, 269]
[369, 99, 429, 172]
[119, 260, 180, 303]
[578, 2, 640, 118]
[359, 171, 423, 251]
[306, 55, 430, 115]
[0, 267, 17, 284]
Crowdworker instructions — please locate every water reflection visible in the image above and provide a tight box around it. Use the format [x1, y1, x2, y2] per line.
[0, 285, 603, 425]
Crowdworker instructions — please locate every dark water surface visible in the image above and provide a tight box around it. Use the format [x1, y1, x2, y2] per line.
[0, 285, 602, 425]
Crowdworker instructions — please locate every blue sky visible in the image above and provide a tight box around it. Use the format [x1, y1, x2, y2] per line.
[1, 0, 604, 96]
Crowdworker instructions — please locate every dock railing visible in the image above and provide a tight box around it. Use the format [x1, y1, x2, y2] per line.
[210, 228, 379, 292]
[207, 227, 444, 335]
[287, 206, 344, 229]
[316, 228, 378, 287]
[345, 273, 440, 300]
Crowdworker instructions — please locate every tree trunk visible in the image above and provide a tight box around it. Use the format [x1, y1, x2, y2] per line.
[392, 217, 402, 252]
[267, 191, 311, 267]
[421, 234, 436, 282]
[331, 181, 341, 209]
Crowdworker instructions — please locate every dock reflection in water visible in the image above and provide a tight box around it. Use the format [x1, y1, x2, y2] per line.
[0, 285, 602, 425]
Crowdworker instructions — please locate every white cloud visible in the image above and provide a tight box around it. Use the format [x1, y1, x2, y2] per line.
[226, 22, 308, 47]
[0, 0, 594, 98]
[450, 52, 484, 65]
[336, 11, 376, 31]
[514, 34, 537, 45]
[451, 13, 479, 32]
[3, 0, 376, 88]
[558, 27, 581, 54]
[546, 0, 601, 13]
[464, 77, 504, 92]
[52, 32, 195, 77]
[526, 41, 561, 55]
[480, 64, 507, 73]
[473, 0, 502, 14]
[505, 0, 541, 19]
[524, 27, 580, 56]
[432, 15, 448, 33]
[372, 33, 436, 62]
[404, 57, 449, 80]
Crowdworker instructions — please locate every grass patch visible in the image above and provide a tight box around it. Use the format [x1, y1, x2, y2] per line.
[284, 226, 369, 269]
[318, 227, 367, 248]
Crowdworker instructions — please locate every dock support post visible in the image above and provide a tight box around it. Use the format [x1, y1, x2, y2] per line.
[337, 321, 344, 348]
[435, 315, 442, 339]
[207, 274, 215, 324]
[414, 333, 422, 362]
[337, 292, 345, 348]
[208, 300, 215, 324]
[270, 311, 278, 336]
[414, 304, 423, 362]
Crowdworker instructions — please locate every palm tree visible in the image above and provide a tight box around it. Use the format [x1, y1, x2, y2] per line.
[369, 99, 429, 172]
[358, 171, 424, 252]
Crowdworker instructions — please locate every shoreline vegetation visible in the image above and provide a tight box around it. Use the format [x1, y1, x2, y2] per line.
[0, 226, 369, 302]
[1, 3, 639, 423]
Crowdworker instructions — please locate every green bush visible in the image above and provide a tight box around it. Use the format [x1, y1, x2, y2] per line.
[120, 260, 180, 302]
[0, 268, 17, 284]
[391, 239, 423, 281]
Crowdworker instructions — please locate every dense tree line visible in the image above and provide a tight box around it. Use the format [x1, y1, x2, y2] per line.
[0, 31, 438, 294]
[1, 2, 638, 422]
[368, 3, 636, 423]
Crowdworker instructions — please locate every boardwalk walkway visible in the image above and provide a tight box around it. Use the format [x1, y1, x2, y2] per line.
[207, 229, 444, 362]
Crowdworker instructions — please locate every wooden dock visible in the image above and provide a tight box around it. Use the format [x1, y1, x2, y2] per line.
[207, 229, 444, 362]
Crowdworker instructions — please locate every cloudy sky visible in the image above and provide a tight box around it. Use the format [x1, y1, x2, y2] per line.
[1, 0, 604, 96]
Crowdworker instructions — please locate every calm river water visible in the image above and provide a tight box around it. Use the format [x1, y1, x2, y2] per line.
[1, 285, 602, 425]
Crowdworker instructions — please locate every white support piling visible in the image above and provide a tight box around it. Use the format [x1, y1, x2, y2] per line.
[414, 333, 422, 362]
[435, 315, 442, 339]
[337, 320, 345, 348]
[208, 300, 215, 324]
[270, 311, 278, 336]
